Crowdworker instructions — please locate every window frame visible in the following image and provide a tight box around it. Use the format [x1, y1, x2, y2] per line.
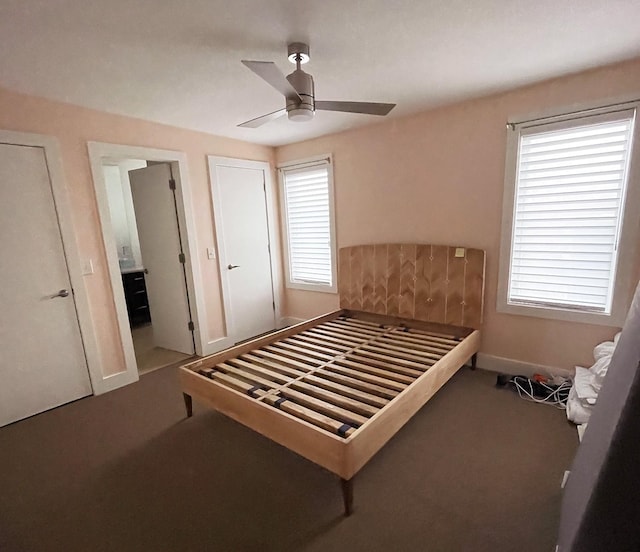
[497, 101, 640, 327]
[278, 154, 338, 294]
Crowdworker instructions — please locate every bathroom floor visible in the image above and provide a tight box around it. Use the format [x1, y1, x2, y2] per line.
[131, 324, 193, 374]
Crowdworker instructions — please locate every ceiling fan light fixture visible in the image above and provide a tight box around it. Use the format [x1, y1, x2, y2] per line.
[288, 107, 314, 122]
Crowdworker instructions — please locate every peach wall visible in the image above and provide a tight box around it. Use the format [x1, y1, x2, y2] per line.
[276, 58, 640, 371]
[0, 87, 274, 376]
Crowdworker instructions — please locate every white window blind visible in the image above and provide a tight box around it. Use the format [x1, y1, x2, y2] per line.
[281, 162, 334, 288]
[509, 111, 635, 313]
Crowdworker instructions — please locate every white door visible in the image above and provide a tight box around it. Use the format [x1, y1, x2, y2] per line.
[0, 143, 92, 427]
[129, 164, 194, 354]
[214, 164, 276, 342]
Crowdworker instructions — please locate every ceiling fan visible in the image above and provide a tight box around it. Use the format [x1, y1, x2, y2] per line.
[238, 42, 396, 128]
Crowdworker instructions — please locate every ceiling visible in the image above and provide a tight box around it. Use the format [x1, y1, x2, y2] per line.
[1, 0, 639, 147]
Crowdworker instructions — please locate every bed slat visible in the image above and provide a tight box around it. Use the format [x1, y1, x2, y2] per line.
[399, 327, 459, 342]
[215, 362, 280, 391]
[377, 333, 453, 353]
[251, 349, 320, 372]
[320, 364, 407, 392]
[315, 323, 381, 340]
[374, 337, 450, 356]
[347, 350, 428, 373]
[226, 358, 292, 385]
[269, 342, 334, 361]
[289, 381, 379, 417]
[304, 328, 362, 347]
[360, 343, 439, 364]
[336, 317, 387, 330]
[324, 320, 385, 338]
[279, 387, 368, 427]
[303, 374, 389, 408]
[314, 368, 399, 399]
[334, 358, 417, 384]
[289, 334, 351, 353]
[240, 353, 307, 378]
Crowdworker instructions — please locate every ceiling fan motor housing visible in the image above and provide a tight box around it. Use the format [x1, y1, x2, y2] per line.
[286, 69, 315, 121]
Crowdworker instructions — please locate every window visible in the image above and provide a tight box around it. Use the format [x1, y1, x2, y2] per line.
[498, 103, 640, 325]
[279, 155, 337, 293]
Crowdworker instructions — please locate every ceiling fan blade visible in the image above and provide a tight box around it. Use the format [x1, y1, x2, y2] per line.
[237, 108, 287, 128]
[241, 60, 301, 101]
[315, 101, 396, 116]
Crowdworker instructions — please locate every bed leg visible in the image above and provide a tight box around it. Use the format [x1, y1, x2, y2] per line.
[470, 353, 477, 371]
[183, 393, 193, 418]
[341, 477, 354, 516]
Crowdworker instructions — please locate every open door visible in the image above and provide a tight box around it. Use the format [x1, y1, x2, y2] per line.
[129, 164, 194, 355]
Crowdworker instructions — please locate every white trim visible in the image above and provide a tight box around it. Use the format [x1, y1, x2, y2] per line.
[277, 154, 338, 294]
[507, 96, 640, 128]
[276, 156, 332, 171]
[88, 142, 209, 392]
[476, 353, 573, 380]
[204, 336, 234, 355]
[497, 100, 640, 327]
[0, 130, 102, 394]
[168, 159, 208, 355]
[280, 316, 305, 327]
[207, 156, 281, 345]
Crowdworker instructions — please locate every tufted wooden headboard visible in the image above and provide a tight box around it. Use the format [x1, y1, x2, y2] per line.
[338, 243, 486, 329]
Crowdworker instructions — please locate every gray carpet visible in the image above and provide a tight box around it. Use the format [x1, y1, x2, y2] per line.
[0, 366, 578, 551]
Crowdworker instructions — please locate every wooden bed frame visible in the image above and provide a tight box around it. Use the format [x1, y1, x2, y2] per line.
[179, 243, 485, 515]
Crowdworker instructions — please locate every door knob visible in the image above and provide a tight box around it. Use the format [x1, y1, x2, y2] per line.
[50, 289, 70, 299]
[227, 264, 240, 270]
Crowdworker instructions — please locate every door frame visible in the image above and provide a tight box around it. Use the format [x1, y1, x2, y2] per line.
[208, 156, 282, 346]
[88, 142, 208, 387]
[0, 130, 101, 392]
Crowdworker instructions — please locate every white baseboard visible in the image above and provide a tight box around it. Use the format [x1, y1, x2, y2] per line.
[477, 353, 574, 379]
[279, 317, 305, 327]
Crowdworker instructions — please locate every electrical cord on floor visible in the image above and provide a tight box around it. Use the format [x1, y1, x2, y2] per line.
[496, 374, 572, 409]
[511, 376, 572, 409]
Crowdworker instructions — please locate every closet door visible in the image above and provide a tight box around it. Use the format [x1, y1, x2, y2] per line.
[0, 143, 91, 427]
[210, 159, 277, 343]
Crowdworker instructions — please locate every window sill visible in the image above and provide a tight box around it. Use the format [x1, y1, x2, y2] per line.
[285, 281, 338, 294]
[496, 299, 625, 327]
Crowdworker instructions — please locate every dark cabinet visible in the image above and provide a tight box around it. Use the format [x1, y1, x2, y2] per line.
[122, 270, 151, 327]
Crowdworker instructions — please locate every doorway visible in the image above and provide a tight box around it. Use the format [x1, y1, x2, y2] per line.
[89, 143, 207, 385]
[100, 159, 194, 374]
